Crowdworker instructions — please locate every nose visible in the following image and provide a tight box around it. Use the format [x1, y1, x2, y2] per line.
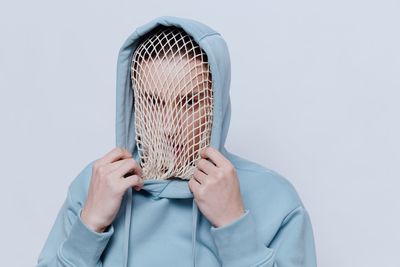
[161, 105, 181, 143]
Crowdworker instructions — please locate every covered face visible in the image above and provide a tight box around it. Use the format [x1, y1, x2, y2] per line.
[130, 26, 213, 180]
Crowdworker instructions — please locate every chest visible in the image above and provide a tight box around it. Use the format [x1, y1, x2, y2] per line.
[102, 194, 222, 267]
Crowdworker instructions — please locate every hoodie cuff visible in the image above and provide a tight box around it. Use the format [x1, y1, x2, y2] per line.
[60, 207, 114, 266]
[210, 209, 274, 267]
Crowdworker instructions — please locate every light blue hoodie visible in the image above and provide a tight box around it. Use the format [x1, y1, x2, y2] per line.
[37, 16, 317, 267]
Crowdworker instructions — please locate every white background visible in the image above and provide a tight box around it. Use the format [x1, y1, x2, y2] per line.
[1, 1, 399, 266]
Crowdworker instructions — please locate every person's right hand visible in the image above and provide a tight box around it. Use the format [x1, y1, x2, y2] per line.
[80, 147, 144, 233]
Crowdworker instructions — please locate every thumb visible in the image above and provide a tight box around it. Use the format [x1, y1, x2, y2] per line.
[121, 174, 144, 191]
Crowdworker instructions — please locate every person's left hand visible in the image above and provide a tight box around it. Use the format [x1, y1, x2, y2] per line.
[188, 147, 245, 228]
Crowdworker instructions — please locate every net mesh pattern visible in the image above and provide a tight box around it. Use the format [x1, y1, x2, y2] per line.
[130, 27, 213, 180]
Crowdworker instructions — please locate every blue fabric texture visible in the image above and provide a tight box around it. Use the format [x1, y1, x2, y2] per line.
[36, 16, 317, 267]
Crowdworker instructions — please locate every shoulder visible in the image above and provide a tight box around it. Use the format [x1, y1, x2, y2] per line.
[227, 151, 305, 215]
[225, 151, 315, 250]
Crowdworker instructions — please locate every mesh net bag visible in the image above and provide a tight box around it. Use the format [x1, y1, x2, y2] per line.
[130, 26, 213, 180]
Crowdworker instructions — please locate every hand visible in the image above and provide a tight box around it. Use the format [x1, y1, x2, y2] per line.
[81, 147, 144, 233]
[188, 147, 245, 228]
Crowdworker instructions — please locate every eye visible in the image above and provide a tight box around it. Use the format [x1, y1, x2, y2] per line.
[151, 96, 158, 106]
[148, 95, 164, 107]
[185, 95, 198, 108]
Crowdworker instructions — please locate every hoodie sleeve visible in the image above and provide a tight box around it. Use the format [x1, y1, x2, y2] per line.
[210, 206, 317, 267]
[36, 164, 114, 267]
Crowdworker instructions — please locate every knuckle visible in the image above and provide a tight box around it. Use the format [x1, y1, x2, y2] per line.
[127, 174, 142, 187]
[97, 165, 108, 177]
[93, 160, 101, 171]
[115, 147, 124, 153]
[197, 187, 205, 200]
[188, 179, 195, 190]
[132, 160, 143, 175]
[139, 175, 144, 184]
[131, 175, 141, 184]
[216, 171, 224, 179]
[196, 160, 202, 169]
[198, 159, 205, 168]
[226, 165, 236, 176]
[128, 158, 138, 167]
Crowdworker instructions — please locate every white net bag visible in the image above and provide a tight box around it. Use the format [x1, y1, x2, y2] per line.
[130, 26, 213, 180]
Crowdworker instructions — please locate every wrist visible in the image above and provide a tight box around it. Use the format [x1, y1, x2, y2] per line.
[214, 207, 246, 228]
[80, 209, 107, 233]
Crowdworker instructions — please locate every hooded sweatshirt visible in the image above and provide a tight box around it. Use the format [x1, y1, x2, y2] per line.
[36, 16, 318, 267]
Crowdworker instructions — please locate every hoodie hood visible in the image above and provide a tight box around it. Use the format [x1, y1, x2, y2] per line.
[114, 16, 232, 267]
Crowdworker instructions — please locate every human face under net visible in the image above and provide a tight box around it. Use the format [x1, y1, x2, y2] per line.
[133, 53, 213, 179]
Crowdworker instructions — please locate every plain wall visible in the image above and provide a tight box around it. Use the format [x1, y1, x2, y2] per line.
[1, 0, 399, 266]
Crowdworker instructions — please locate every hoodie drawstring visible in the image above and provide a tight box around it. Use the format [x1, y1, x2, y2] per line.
[123, 187, 133, 267]
[192, 199, 199, 267]
[122, 187, 199, 267]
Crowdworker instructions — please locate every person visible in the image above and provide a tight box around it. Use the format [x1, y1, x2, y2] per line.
[36, 16, 317, 267]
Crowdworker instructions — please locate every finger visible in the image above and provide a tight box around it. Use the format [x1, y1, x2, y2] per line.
[188, 177, 200, 195]
[193, 168, 207, 184]
[108, 158, 138, 174]
[97, 147, 132, 166]
[199, 147, 230, 168]
[119, 174, 144, 191]
[111, 158, 142, 179]
[196, 158, 218, 176]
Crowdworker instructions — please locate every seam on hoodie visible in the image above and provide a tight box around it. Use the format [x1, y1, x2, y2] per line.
[154, 180, 172, 198]
[281, 205, 303, 227]
[266, 205, 304, 249]
[57, 240, 79, 267]
[249, 249, 275, 267]
[124, 49, 136, 152]
[66, 185, 85, 229]
[235, 165, 275, 175]
[65, 189, 75, 227]
[198, 32, 220, 42]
